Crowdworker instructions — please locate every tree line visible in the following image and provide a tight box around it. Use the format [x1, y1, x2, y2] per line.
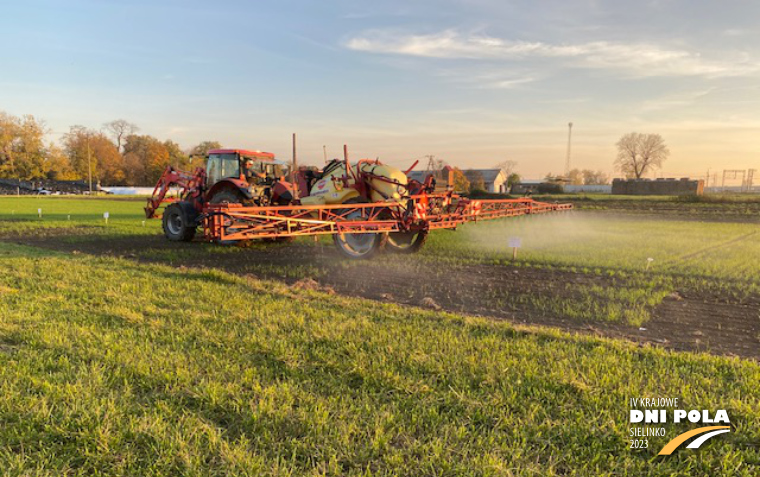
[0, 111, 221, 186]
[1, 109, 671, 188]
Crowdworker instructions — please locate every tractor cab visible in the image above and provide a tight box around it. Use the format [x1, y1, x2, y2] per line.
[204, 148, 292, 207]
[206, 149, 284, 187]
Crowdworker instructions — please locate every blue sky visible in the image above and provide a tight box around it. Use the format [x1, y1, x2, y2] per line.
[1, 0, 759, 178]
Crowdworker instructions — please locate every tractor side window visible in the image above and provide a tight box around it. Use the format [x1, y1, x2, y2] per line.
[207, 153, 240, 184]
[221, 157, 240, 179]
[206, 155, 221, 185]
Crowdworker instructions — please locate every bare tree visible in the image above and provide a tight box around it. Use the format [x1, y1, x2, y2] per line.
[614, 133, 669, 179]
[566, 168, 584, 185]
[103, 119, 139, 152]
[494, 160, 517, 176]
[582, 169, 610, 185]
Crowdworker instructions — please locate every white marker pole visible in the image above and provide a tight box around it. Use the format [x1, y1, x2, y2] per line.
[646, 257, 654, 271]
[103, 212, 109, 225]
[508, 236, 522, 261]
[38, 208, 42, 218]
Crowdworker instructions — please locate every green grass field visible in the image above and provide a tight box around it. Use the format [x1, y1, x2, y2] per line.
[1, 196, 759, 475]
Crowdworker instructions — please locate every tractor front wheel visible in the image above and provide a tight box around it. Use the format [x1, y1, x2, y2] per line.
[162, 202, 198, 242]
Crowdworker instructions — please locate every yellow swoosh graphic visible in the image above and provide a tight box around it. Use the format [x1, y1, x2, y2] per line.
[658, 426, 731, 455]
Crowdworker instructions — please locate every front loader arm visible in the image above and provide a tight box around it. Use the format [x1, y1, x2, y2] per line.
[145, 166, 206, 218]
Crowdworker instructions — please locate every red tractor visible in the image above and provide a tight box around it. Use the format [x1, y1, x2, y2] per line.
[146, 144, 573, 258]
[145, 148, 293, 242]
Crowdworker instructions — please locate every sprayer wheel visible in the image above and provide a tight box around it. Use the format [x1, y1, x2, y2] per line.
[386, 230, 428, 253]
[332, 198, 387, 259]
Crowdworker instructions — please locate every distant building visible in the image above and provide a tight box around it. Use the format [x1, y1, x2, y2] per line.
[407, 166, 455, 192]
[611, 178, 704, 196]
[510, 181, 542, 195]
[462, 169, 509, 193]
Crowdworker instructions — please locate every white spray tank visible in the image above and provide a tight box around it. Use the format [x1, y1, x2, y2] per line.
[301, 159, 408, 205]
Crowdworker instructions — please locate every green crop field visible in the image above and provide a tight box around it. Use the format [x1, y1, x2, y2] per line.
[1, 196, 759, 476]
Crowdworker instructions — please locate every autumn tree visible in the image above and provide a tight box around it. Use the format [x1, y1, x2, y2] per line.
[190, 140, 222, 157]
[123, 134, 170, 185]
[44, 144, 76, 180]
[164, 140, 190, 169]
[0, 112, 52, 181]
[188, 140, 222, 169]
[614, 133, 669, 179]
[451, 168, 470, 192]
[507, 173, 521, 187]
[63, 126, 124, 185]
[103, 119, 139, 152]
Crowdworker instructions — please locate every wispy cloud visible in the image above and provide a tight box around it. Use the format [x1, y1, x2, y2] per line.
[433, 67, 538, 89]
[639, 88, 716, 112]
[345, 30, 759, 78]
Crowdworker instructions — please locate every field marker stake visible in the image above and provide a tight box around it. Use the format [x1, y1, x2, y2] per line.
[646, 257, 654, 271]
[141, 220, 146, 227]
[68, 214, 71, 221]
[37, 208, 42, 218]
[103, 212, 109, 225]
[508, 236, 522, 261]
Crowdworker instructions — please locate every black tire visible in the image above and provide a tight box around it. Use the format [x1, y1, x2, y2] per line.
[332, 198, 387, 259]
[386, 230, 428, 253]
[162, 202, 198, 242]
[210, 189, 251, 205]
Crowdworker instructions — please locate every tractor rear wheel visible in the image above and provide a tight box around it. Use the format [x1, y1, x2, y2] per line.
[332, 199, 387, 259]
[210, 189, 251, 206]
[386, 230, 428, 253]
[162, 202, 198, 242]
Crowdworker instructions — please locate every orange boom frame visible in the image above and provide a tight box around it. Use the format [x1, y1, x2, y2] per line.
[202, 193, 572, 243]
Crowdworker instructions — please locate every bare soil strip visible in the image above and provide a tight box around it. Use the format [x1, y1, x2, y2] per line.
[11, 231, 759, 360]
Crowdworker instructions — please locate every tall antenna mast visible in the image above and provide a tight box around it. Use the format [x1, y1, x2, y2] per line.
[564, 122, 573, 176]
[425, 154, 436, 172]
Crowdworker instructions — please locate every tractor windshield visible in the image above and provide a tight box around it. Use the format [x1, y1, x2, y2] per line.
[206, 153, 241, 185]
[243, 156, 284, 179]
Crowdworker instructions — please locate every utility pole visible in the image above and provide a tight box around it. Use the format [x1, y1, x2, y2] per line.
[87, 135, 92, 194]
[291, 133, 299, 200]
[564, 122, 573, 177]
[748, 169, 756, 192]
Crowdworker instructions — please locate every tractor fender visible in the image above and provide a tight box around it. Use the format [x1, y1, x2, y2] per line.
[206, 178, 254, 201]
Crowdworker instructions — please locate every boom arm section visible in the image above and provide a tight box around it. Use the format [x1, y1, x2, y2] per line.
[145, 166, 206, 218]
